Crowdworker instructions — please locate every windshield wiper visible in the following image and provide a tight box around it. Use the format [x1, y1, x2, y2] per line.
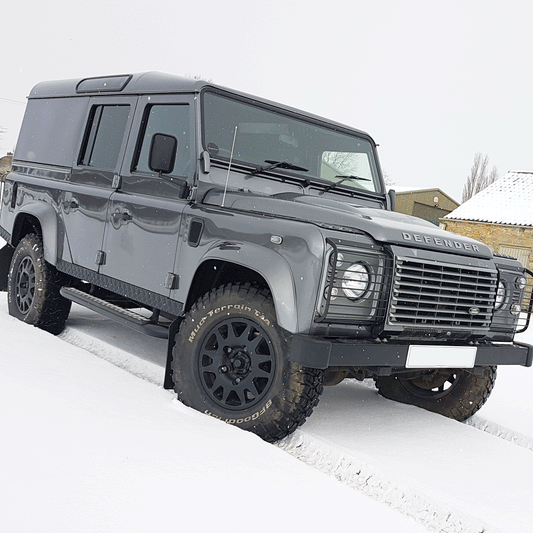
[323, 174, 371, 191]
[248, 159, 309, 176]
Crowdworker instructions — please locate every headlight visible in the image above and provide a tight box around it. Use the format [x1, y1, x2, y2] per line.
[330, 252, 345, 268]
[516, 276, 527, 290]
[495, 280, 506, 310]
[342, 263, 371, 300]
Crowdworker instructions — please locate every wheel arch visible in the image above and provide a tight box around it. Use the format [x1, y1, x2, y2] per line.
[184, 243, 299, 333]
[12, 202, 59, 265]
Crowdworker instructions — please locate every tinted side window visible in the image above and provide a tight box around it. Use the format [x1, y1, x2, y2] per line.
[14, 98, 87, 167]
[79, 105, 130, 169]
[133, 104, 191, 178]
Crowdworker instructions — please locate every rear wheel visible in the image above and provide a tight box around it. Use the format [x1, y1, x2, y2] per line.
[172, 283, 323, 442]
[374, 367, 497, 421]
[8, 234, 71, 335]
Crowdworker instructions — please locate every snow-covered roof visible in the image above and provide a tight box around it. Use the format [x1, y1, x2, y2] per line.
[444, 171, 533, 226]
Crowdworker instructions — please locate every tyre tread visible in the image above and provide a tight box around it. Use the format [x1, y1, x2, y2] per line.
[8, 234, 71, 335]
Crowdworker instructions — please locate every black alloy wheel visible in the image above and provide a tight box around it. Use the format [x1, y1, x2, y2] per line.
[172, 283, 323, 442]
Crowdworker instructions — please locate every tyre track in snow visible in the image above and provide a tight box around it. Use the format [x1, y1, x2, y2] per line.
[466, 415, 533, 452]
[363, 379, 533, 454]
[59, 317, 533, 533]
[278, 415, 533, 533]
[354, 379, 533, 454]
[279, 381, 533, 533]
[277, 431, 492, 533]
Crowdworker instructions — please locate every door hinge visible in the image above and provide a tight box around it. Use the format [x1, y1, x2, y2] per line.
[95, 250, 106, 265]
[165, 272, 179, 290]
[112, 175, 122, 189]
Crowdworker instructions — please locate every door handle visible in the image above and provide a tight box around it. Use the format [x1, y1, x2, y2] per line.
[63, 199, 79, 210]
[111, 209, 132, 226]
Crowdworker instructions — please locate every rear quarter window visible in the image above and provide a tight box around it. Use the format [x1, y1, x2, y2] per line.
[14, 98, 88, 167]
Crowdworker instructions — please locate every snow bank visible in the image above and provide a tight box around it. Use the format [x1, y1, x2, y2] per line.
[0, 299, 427, 533]
[3, 296, 533, 532]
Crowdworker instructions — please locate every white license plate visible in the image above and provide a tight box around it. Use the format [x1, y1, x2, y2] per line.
[406, 345, 477, 369]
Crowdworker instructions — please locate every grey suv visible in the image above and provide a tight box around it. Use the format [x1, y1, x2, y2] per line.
[1, 72, 531, 442]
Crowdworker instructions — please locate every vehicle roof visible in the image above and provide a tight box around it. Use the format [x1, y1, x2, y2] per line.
[29, 72, 205, 98]
[28, 71, 374, 141]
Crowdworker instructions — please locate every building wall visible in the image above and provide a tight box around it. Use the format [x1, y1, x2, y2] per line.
[396, 190, 459, 225]
[412, 202, 451, 225]
[441, 219, 533, 270]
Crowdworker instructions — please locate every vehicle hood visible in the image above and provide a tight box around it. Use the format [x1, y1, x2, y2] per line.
[203, 190, 493, 259]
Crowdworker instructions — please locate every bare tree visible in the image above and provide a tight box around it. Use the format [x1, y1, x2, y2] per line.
[322, 151, 358, 175]
[462, 152, 499, 203]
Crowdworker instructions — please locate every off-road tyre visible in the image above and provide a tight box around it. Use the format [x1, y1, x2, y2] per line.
[172, 283, 324, 442]
[374, 366, 497, 421]
[8, 234, 71, 335]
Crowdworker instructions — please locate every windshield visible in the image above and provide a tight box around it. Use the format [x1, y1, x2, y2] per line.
[202, 92, 381, 193]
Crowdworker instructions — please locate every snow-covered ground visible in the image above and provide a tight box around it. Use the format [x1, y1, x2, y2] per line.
[2, 291, 533, 533]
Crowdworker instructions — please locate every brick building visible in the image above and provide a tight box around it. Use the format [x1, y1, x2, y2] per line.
[441, 171, 533, 270]
[393, 187, 459, 226]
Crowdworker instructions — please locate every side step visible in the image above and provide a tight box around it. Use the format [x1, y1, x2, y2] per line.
[60, 286, 168, 339]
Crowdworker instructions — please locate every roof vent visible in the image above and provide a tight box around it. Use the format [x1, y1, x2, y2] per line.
[76, 75, 132, 94]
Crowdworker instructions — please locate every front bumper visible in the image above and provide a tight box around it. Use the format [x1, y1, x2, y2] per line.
[290, 334, 533, 369]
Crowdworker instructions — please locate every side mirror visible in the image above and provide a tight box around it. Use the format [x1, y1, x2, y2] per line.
[200, 150, 211, 174]
[387, 189, 396, 211]
[149, 133, 177, 175]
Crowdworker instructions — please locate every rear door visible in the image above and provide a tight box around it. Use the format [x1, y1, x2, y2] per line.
[62, 97, 137, 271]
[100, 95, 195, 296]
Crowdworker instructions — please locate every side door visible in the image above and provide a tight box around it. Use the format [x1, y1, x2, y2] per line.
[100, 95, 195, 296]
[62, 97, 137, 272]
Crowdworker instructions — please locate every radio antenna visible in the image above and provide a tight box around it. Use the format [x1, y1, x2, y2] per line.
[221, 125, 238, 208]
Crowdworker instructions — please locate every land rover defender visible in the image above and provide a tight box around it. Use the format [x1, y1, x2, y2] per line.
[1, 72, 532, 442]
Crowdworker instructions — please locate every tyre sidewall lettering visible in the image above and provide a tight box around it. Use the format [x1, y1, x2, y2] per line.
[188, 305, 273, 343]
[203, 399, 273, 425]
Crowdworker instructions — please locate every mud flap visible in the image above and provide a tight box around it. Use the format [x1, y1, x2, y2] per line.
[164, 317, 183, 389]
[0, 244, 14, 291]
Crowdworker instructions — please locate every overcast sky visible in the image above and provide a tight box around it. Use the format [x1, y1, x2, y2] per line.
[1, 0, 532, 202]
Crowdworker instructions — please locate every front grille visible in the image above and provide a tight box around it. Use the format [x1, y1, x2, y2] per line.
[388, 257, 497, 330]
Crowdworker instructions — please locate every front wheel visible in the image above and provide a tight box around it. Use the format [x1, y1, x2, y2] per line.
[172, 283, 323, 442]
[7, 234, 71, 335]
[374, 367, 497, 421]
